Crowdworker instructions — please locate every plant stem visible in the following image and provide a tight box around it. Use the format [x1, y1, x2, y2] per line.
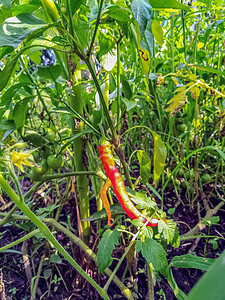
[0, 175, 109, 300]
[88, 0, 104, 56]
[68, 58, 90, 242]
[103, 228, 140, 292]
[181, 0, 187, 63]
[0, 205, 17, 226]
[146, 262, 154, 300]
[0, 229, 39, 252]
[117, 34, 122, 132]
[85, 58, 118, 142]
[0, 211, 133, 300]
[31, 253, 45, 300]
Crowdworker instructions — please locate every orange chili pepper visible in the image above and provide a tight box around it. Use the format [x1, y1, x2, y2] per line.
[100, 179, 113, 226]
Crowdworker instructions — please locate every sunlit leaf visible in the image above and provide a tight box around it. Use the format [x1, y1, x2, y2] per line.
[136, 238, 168, 275]
[149, 0, 189, 9]
[101, 49, 117, 71]
[186, 250, 225, 300]
[150, 131, 167, 187]
[12, 97, 30, 129]
[0, 13, 45, 48]
[152, 20, 164, 46]
[165, 86, 188, 117]
[158, 219, 180, 247]
[137, 150, 151, 184]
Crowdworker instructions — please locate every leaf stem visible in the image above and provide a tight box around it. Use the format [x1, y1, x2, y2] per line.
[0, 211, 133, 300]
[0, 175, 109, 300]
[85, 58, 118, 142]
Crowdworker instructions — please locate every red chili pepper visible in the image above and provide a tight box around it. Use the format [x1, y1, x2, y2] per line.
[98, 140, 159, 227]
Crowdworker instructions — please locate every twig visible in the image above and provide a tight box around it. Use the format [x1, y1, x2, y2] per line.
[181, 201, 225, 238]
[0, 269, 6, 300]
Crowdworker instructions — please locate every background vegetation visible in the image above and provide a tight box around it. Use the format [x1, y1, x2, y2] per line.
[0, 0, 225, 299]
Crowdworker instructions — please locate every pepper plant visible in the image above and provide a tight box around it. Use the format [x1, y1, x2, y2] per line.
[1, 0, 225, 299]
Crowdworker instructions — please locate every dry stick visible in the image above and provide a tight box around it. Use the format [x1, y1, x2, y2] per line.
[22, 240, 33, 286]
[146, 263, 154, 300]
[0, 212, 133, 300]
[181, 201, 224, 239]
[0, 269, 6, 300]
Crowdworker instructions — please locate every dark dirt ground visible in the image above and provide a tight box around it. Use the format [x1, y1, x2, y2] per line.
[1, 178, 225, 300]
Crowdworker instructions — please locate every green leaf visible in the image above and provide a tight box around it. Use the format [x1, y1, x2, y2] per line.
[121, 98, 137, 111]
[150, 130, 167, 187]
[165, 267, 187, 300]
[142, 226, 153, 238]
[127, 188, 157, 210]
[0, 0, 11, 9]
[12, 97, 30, 129]
[137, 150, 151, 184]
[38, 65, 62, 81]
[20, 22, 61, 46]
[0, 4, 39, 26]
[70, 0, 84, 15]
[0, 51, 22, 92]
[50, 254, 62, 264]
[149, 0, 189, 10]
[171, 254, 214, 271]
[131, 0, 152, 37]
[43, 269, 52, 280]
[152, 20, 164, 46]
[103, 5, 131, 23]
[131, 219, 144, 227]
[167, 208, 175, 215]
[0, 45, 14, 60]
[0, 119, 15, 131]
[0, 249, 22, 254]
[158, 219, 180, 247]
[0, 83, 31, 116]
[97, 229, 120, 273]
[0, 13, 45, 48]
[83, 203, 125, 222]
[186, 250, 225, 300]
[142, 18, 153, 56]
[136, 238, 168, 275]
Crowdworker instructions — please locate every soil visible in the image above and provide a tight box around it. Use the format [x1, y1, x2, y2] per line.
[0, 178, 224, 300]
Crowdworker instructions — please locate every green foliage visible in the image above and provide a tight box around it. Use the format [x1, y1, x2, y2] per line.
[97, 228, 121, 273]
[137, 150, 151, 184]
[1, 0, 225, 298]
[186, 250, 225, 300]
[158, 219, 180, 248]
[149, 0, 189, 9]
[151, 131, 167, 187]
[136, 238, 168, 275]
[171, 254, 215, 271]
[0, 13, 45, 48]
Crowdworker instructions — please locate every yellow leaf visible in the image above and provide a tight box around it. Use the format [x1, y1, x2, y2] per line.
[166, 87, 188, 117]
[191, 86, 200, 99]
[138, 47, 150, 79]
[152, 20, 164, 47]
[197, 42, 204, 50]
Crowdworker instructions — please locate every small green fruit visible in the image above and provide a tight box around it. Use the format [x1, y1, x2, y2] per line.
[201, 173, 212, 184]
[47, 154, 63, 169]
